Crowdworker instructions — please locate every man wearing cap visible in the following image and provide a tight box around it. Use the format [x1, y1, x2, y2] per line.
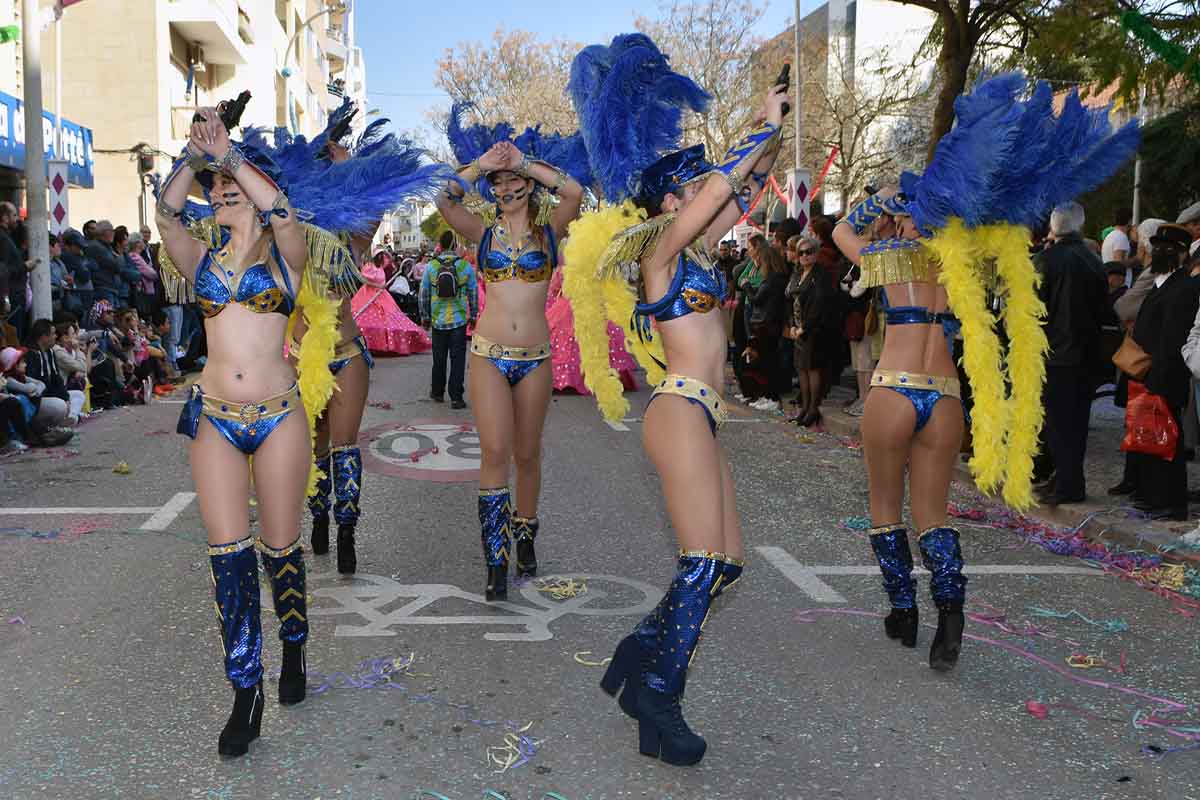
[85, 220, 125, 305]
[1178, 201, 1200, 247]
[59, 229, 95, 316]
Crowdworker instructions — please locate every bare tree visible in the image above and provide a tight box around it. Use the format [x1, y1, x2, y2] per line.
[431, 27, 581, 135]
[636, 0, 769, 158]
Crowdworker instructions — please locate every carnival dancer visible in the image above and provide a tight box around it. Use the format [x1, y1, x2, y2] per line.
[156, 102, 355, 757]
[244, 100, 447, 573]
[830, 75, 1139, 670]
[562, 33, 786, 766]
[436, 105, 590, 600]
[545, 266, 639, 395]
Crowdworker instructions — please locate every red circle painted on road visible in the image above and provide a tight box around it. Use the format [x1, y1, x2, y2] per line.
[359, 419, 480, 483]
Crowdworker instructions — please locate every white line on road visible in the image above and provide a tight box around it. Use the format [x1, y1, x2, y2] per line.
[755, 546, 1103, 604]
[756, 547, 849, 603]
[604, 419, 630, 432]
[139, 492, 197, 531]
[2, 507, 162, 515]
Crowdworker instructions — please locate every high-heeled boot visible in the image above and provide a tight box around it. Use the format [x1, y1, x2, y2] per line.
[332, 445, 362, 574]
[513, 515, 539, 578]
[919, 527, 968, 671]
[209, 536, 265, 757]
[869, 525, 918, 647]
[636, 554, 722, 766]
[309, 452, 332, 554]
[602, 553, 743, 720]
[258, 537, 308, 705]
[479, 487, 511, 601]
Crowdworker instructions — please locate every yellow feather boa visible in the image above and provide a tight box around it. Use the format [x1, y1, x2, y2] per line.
[562, 201, 668, 422]
[925, 218, 1048, 510]
[291, 281, 340, 496]
[980, 223, 1049, 509]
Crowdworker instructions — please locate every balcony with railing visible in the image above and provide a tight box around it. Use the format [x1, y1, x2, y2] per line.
[166, 0, 250, 64]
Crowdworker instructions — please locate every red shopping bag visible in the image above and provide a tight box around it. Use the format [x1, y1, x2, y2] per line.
[1121, 380, 1180, 460]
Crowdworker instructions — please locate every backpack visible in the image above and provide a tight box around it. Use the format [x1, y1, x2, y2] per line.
[434, 255, 459, 299]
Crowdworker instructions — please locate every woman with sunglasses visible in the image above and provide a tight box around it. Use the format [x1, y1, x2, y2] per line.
[785, 234, 830, 426]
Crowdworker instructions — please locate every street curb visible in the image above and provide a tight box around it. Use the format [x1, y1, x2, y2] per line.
[783, 401, 1200, 568]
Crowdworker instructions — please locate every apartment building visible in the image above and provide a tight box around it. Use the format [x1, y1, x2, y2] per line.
[0, 0, 366, 228]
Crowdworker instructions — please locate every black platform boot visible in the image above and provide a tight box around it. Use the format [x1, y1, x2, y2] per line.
[258, 537, 309, 704]
[336, 524, 357, 575]
[870, 525, 919, 647]
[636, 554, 722, 766]
[479, 488, 511, 601]
[309, 452, 332, 554]
[208, 536, 265, 757]
[332, 446, 362, 574]
[919, 527, 968, 671]
[513, 516, 539, 578]
[218, 681, 265, 757]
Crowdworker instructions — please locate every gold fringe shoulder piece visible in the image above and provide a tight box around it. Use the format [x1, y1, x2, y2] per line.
[595, 211, 677, 284]
[859, 238, 934, 288]
[158, 216, 222, 304]
[300, 223, 361, 298]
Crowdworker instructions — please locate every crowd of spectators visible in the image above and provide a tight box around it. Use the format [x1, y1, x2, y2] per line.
[1, 205, 193, 455]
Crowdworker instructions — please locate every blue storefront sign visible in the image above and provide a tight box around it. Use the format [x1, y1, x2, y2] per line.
[0, 89, 94, 189]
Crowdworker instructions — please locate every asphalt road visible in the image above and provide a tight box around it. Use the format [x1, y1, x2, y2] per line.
[1, 352, 1197, 800]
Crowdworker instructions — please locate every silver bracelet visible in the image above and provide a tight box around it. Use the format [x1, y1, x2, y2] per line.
[218, 144, 244, 174]
[155, 197, 182, 219]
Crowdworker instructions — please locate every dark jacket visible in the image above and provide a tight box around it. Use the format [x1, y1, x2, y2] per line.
[1035, 233, 1109, 368]
[24, 346, 69, 402]
[787, 265, 830, 336]
[0, 228, 23, 305]
[1133, 269, 1200, 409]
[85, 240, 137, 303]
[748, 270, 789, 329]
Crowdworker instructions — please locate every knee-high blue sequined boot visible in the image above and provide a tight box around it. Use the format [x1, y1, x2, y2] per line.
[258, 537, 308, 705]
[635, 554, 722, 766]
[513, 515, 539, 578]
[479, 487, 512, 601]
[308, 452, 332, 554]
[869, 525, 919, 647]
[332, 446, 363, 574]
[602, 553, 744, 720]
[209, 536, 265, 758]
[919, 527, 968, 671]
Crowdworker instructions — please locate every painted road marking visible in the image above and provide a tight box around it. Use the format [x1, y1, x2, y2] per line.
[309, 572, 659, 642]
[361, 420, 480, 482]
[755, 546, 1102, 604]
[139, 492, 197, 531]
[604, 419, 630, 432]
[2, 507, 161, 515]
[756, 547, 850, 603]
[1, 492, 196, 531]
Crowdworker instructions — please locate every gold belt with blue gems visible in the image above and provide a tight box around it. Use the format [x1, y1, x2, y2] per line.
[194, 382, 301, 427]
[469, 333, 550, 361]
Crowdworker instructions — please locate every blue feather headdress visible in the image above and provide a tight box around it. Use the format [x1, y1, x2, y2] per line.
[234, 103, 452, 238]
[897, 72, 1140, 233]
[568, 33, 712, 203]
[445, 102, 594, 201]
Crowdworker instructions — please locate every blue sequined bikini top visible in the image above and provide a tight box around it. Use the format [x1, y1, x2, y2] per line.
[636, 249, 728, 323]
[477, 224, 558, 284]
[194, 238, 295, 319]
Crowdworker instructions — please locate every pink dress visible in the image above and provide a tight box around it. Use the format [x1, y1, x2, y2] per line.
[544, 269, 638, 394]
[351, 264, 431, 356]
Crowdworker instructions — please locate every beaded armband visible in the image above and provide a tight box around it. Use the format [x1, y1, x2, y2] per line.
[524, 159, 569, 195]
[714, 123, 780, 196]
[268, 192, 292, 220]
[180, 145, 209, 174]
[155, 197, 182, 220]
[840, 194, 886, 235]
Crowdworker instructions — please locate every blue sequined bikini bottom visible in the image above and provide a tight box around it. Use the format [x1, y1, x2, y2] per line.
[646, 374, 727, 437]
[871, 369, 961, 433]
[470, 334, 550, 387]
[177, 383, 300, 456]
[330, 335, 375, 375]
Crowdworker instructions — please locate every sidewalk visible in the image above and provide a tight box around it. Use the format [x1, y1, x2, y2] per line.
[755, 382, 1200, 567]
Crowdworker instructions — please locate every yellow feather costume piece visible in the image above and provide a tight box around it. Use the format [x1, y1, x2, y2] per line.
[925, 219, 1008, 493]
[922, 218, 1048, 510]
[980, 223, 1049, 509]
[562, 201, 669, 422]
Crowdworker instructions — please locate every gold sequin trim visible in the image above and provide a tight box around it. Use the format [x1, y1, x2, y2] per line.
[871, 369, 961, 398]
[652, 375, 728, 431]
[859, 242, 934, 288]
[194, 382, 301, 427]
[207, 536, 256, 556]
[255, 536, 303, 558]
